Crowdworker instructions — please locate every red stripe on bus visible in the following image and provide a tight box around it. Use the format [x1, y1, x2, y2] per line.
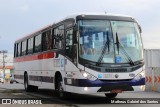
[14, 52, 54, 62]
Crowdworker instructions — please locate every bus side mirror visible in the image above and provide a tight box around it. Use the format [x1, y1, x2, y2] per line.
[138, 25, 142, 33]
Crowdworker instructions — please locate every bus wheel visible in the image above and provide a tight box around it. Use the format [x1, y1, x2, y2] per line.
[57, 77, 67, 99]
[105, 93, 118, 98]
[24, 74, 38, 92]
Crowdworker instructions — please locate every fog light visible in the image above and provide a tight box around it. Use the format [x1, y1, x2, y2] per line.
[140, 85, 145, 91]
[84, 87, 88, 91]
[135, 70, 145, 80]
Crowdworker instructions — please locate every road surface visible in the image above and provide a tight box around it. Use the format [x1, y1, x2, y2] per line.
[0, 83, 160, 107]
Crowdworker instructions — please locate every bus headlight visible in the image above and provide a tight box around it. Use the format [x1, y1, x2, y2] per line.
[80, 70, 97, 81]
[135, 70, 145, 80]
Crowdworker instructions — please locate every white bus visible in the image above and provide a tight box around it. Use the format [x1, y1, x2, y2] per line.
[14, 13, 145, 98]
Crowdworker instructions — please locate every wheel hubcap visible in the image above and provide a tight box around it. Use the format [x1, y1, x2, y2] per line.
[24, 76, 28, 89]
[59, 82, 64, 97]
[24, 82, 27, 89]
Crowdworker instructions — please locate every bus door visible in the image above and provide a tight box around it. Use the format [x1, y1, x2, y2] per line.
[65, 28, 77, 81]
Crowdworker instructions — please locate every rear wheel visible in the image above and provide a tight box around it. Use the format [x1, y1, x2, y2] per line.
[24, 73, 38, 92]
[105, 93, 118, 98]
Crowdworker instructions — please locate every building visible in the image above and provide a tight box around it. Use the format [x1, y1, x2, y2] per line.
[0, 66, 14, 76]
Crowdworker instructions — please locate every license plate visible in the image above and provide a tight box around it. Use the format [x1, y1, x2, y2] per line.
[111, 89, 123, 93]
[103, 74, 114, 78]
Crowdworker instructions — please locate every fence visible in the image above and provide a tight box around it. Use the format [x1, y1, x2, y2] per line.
[145, 49, 160, 92]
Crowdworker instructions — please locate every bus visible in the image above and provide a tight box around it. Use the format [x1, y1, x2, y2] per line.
[14, 13, 145, 98]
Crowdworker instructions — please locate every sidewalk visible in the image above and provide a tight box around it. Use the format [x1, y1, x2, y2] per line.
[117, 91, 160, 98]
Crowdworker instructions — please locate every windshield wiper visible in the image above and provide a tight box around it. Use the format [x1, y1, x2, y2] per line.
[96, 31, 110, 66]
[115, 33, 134, 65]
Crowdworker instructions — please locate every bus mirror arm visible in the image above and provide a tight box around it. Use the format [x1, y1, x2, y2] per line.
[73, 24, 78, 31]
[72, 44, 77, 65]
[73, 26, 78, 44]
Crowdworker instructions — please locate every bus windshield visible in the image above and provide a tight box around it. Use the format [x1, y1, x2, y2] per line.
[78, 20, 114, 63]
[112, 21, 143, 63]
[78, 20, 143, 64]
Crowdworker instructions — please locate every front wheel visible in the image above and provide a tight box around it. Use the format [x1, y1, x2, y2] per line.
[105, 93, 118, 98]
[57, 77, 69, 99]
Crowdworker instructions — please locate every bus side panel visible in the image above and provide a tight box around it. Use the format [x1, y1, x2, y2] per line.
[64, 58, 84, 92]
[14, 54, 66, 90]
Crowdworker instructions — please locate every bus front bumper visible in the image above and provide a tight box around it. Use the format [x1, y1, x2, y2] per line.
[65, 85, 145, 94]
[64, 78, 145, 94]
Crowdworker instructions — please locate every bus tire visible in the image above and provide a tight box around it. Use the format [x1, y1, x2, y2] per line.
[105, 93, 118, 98]
[24, 73, 38, 92]
[57, 76, 68, 99]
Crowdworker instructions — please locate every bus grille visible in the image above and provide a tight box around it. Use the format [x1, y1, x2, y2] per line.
[87, 65, 142, 72]
[100, 79, 132, 82]
[105, 65, 142, 72]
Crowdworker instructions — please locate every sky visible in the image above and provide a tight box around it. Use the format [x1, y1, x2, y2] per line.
[0, 0, 160, 62]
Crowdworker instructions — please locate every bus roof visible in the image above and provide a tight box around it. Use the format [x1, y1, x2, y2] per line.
[51, 13, 135, 29]
[15, 13, 134, 43]
[15, 24, 52, 43]
[53, 12, 134, 24]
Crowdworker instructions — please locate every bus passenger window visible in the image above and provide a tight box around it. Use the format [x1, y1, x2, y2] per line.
[42, 30, 51, 51]
[53, 25, 64, 49]
[17, 42, 22, 57]
[34, 34, 42, 53]
[27, 38, 33, 54]
[22, 40, 27, 56]
[52, 29, 56, 49]
[14, 44, 18, 57]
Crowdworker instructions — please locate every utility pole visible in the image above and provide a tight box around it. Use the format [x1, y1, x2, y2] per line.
[0, 50, 7, 81]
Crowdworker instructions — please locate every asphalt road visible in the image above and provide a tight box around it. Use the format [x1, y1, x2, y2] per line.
[0, 83, 160, 107]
